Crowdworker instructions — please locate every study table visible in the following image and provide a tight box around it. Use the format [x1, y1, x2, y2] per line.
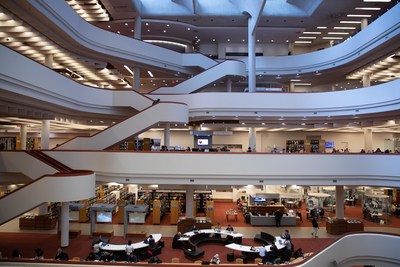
[99, 233, 162, 251]
[226, 210, 238, 221]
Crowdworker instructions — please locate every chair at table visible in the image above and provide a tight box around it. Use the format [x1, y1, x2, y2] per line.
[235, 258, 243, 264]
[171, 257, 180, 263]
[254, 257, 263, 264]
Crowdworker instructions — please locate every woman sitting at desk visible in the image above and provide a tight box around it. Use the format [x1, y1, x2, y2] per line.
[210, 254, 220, 264]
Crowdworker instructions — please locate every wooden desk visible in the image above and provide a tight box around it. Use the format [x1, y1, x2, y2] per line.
[226, 211, 238, 221]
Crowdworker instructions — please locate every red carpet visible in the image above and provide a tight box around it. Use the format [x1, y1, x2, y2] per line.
[1, 201, 398, 263]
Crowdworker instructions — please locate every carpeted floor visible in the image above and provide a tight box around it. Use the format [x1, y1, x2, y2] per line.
[1, 201, 398, 263]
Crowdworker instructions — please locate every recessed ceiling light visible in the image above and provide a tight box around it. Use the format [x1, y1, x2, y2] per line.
[125, 23, 128, 26]
[167, 24, 170, 27]
[227, 39, 230, 42]
[187, 27, 191, 30]
[145, 23, 149, 26]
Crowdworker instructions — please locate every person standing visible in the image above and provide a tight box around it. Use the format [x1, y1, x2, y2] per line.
[274, 209, 283, 227]
[258, 245, 267, 263]
[311, 216, 319, 238]
[125, 240, 136, 263]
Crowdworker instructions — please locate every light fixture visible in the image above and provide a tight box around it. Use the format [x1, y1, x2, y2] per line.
[363, 0, 391, 2]
[317, 26, 327, 29]
[323, 37, 343, 40]
[327, 32, 349, 35]
[299, 36, 317, 39]
[340, 21, 362, 24]
[347, 14, 372, 17]
[355, 7, 381, 10]
[334, 26, 356, 30]
[295, 41, 312, 44]
[147, 71, 154, 77]
[302, 31, 321, 34]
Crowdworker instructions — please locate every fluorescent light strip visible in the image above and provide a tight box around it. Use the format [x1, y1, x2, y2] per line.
[340, 21, 362, 24]
[334, 26, 356, 30]
[347, 14, 372, 17]
[317, 26, 327, 29]
[363, 0, 391, 2]
[299, 36, 317, 39]
[327, 32, 349, 35]
[294, 83, 312, 86]
[355, 7, 381, 10]
[124, 65, 134, 75]
[323, 37, 343, 40]
[147, 71, 154, 77]
[294, 41, 312, 44]
[302, 31, 321, 34]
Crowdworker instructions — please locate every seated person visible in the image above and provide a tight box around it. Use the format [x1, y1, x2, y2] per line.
[210, 253, 221, 264]
[34, 248, 44, 260]
[147, 235, 156, 249]
[190, 224, 199, 232]
[172, 232, 183, 249]
[213, 222, 222, 238]
[55, 248, 69, 261]
[226, 224, 234, 232]
[265, 244, 279, 263]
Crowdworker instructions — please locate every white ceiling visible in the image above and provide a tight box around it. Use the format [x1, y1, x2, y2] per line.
[0, 0, 400, 134]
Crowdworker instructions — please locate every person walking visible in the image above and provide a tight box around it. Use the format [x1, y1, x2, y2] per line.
[311, 216, 319, 238]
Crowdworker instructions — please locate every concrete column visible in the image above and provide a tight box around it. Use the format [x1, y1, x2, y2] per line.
[40, 120, 50, 149]
[164, 123, 170, 148]
[185, 186, 194, 218]
[362, 75, 371, 87]
[289, 82, 295, 92]
[249, 128, 256, 152]
[60, 202, 69, 247]
[361, 18, 368, 30]
[45, 54, 54, 68]
[133, 16, 142, 92]
[247, 15, 256, 93]
[364, 128, 373, 152]
[20, 125, 27, 150]
[226, 78, 232, 92]
[335, 186, 345, 219]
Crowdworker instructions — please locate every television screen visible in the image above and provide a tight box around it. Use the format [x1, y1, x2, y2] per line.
[69, 210, 79, 221]
[96, 211, 112, 223]
[325, 141, 334, 148]
[197, 139, 209, 146]
[254, 197, 266, 202]
[128, 212, 146, 223]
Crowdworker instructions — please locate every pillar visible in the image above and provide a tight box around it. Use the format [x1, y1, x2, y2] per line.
[249, 128, 256, 152]
[247, 15, 256, 93]
[335, 186, 344, 219]
[362, 75, 370, 87]
[45, 54, 54, 68]
[133, 16, 142, 92]
[361, 18, 368, 30]
[289, 82, 295, 93]
[20, 125, 27, 150]
[226, 78, 232, 92]
[164, 123, 170, 148]
[40, 120, 50, 149]
[185, 186, 194, 219]
[364, 128, 373, 152]
[60, 202, 69, 247]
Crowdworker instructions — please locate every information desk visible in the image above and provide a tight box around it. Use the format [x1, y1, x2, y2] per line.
[100, 233, 162, 251]
[179, 229, 243, 242]
[250, 212, 297, 226]
[225, 236, 285, 253]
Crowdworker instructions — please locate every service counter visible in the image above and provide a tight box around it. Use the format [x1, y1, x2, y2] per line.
[249, 212, 297, 226]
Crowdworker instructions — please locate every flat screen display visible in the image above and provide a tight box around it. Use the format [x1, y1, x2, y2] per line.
[254, 197, 266, 202]
[128, 212, 146, 223]
[96, 211, 112, 223]
[325, 141, 334, 148]
[69, 210, 79, 221]
[197, 139, 209, 146]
